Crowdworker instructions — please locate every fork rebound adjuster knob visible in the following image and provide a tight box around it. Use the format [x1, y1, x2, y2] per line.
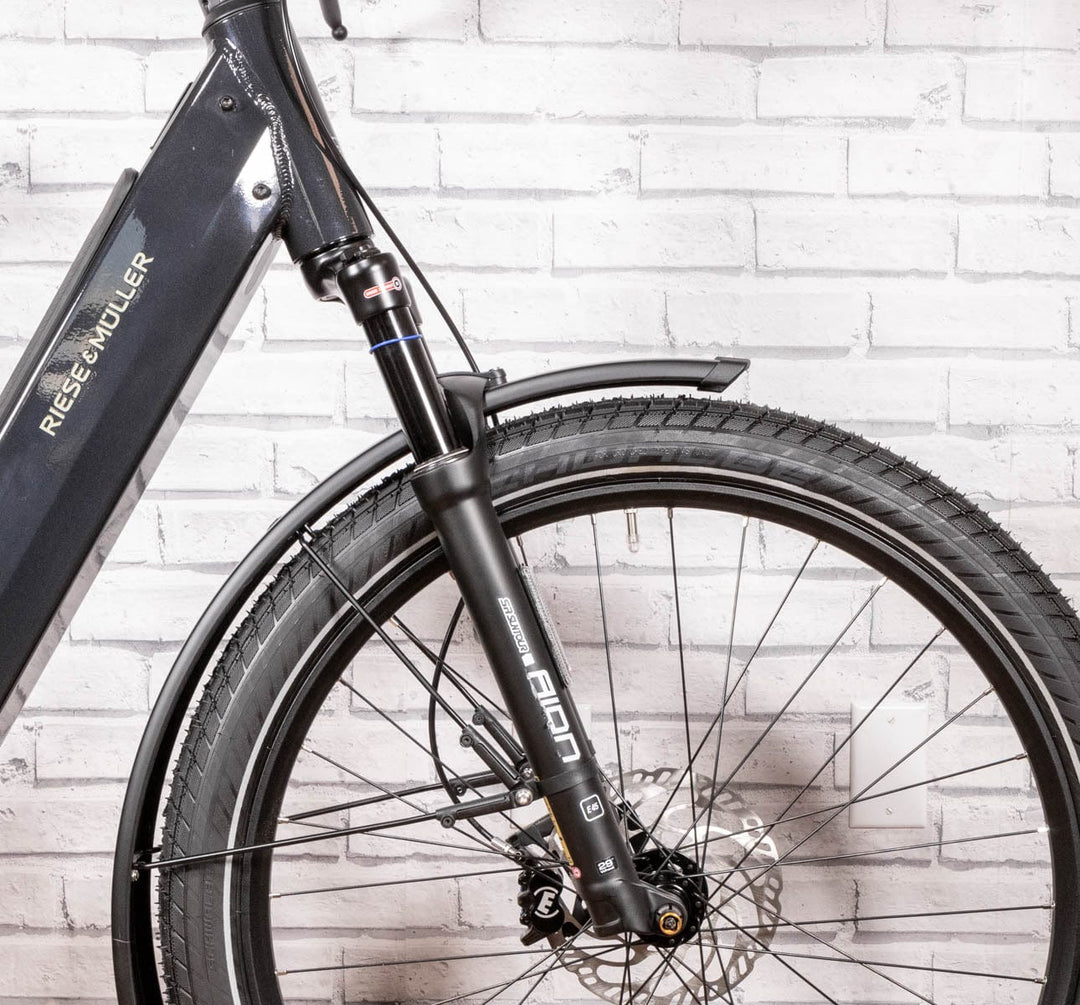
[335, 252, 413, 325]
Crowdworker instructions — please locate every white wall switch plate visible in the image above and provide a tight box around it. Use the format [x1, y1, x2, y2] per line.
[849, 703, 928, 829]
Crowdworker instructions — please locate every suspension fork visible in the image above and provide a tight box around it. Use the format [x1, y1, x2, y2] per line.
[304, 242, 689, 940]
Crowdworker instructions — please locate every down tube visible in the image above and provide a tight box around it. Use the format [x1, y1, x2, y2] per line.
[0, 48, 284, 738]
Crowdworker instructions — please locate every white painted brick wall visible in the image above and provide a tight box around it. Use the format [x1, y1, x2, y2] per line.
[1, 0, 1079, 1001]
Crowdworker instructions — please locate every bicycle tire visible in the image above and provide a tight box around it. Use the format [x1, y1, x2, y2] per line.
[158, 395, 1080, 1005]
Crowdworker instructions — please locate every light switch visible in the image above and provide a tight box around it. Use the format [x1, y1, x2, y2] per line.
[849, 703, 928, 829]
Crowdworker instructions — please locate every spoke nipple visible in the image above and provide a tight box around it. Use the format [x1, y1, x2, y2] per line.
[1038, 825, 1050, 834]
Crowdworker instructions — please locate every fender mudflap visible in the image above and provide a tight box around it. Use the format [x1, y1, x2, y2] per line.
[111, 353, 748, 1005]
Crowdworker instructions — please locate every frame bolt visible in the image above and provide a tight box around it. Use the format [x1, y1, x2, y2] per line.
[219, 95, 237, 112]
[512, 787, 534, 807]
[252, 182, 273, 201]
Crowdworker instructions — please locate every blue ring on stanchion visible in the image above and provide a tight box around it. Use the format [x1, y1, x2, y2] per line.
[368, 333, 423, 354]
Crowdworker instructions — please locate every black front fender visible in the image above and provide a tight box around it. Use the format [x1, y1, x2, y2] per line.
[111, 354, 749, 1005]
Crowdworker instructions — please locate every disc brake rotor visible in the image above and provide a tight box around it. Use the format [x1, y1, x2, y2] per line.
[544, 767, 783, 1003]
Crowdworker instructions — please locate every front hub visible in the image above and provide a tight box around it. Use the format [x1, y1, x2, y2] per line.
[632, 848, 707, 946]
[512, 767, 784, 1003]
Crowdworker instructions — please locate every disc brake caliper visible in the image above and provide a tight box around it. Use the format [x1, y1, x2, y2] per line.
[516, 866, 567, 944]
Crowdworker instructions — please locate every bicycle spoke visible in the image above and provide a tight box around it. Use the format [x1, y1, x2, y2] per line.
[338, 677, 494, 784]
[691, 937, 1041, 984]
[618, 937, 633, 1005]
[774, 625, 945, 818]
[669, 946, 741, 1005]
[667, 508, 699, 858]
[271, 865, 520, 899]
[722, 539, 820, 706]
[717, 882, 936, 1004]
[701, 752, 1027, 844]
[500, 931, 590, 1005]
[433, 924, 600, 1005]
[629, 946, 680, 1005]
[474, 923, 596, 1005]
[297, 530, 473, 732]
[664, 925, 735, 1005]
[389, 609, 510, 719]
[278, 946, 575, 975]
[635, 541, 820, 848]
[657, 948, 706, 1005]
[347, 830, 508, 856]
[280, 817, 339, 832]
[707, 826, 1045, 876]
[713, 685, 994, 903]
[710, 903, 839, 1004]
[697, 899, 737, 1005]
[593, 512, 629, 835]
[704, 901, 1051, 932]
[711, 577, 886, 801]
[663, 577, 886, 868]
[698, 516, 748, 869]
[301, 745, 493, 846]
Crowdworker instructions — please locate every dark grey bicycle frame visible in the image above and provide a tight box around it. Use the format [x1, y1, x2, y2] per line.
[0, 0, 372, 738]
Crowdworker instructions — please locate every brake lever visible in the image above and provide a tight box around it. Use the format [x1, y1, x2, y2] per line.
[318, 0, 349, 40]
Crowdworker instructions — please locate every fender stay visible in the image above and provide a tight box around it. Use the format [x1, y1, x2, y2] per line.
[111, 354, 748, 1005]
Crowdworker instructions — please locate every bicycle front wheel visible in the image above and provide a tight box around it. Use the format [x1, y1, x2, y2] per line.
[158, 396, 1080, 1005]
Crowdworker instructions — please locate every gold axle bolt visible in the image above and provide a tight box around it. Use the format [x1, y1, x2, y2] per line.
[655, 904, 685, 937]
